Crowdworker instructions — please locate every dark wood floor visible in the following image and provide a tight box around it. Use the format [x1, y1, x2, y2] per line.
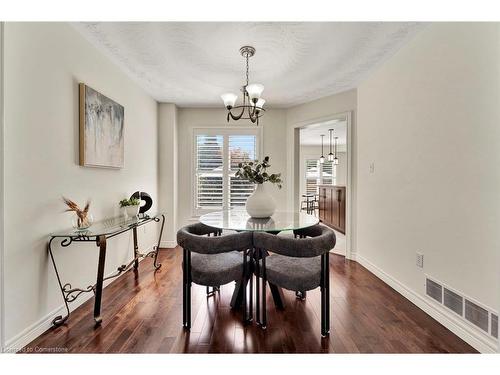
[24, 247, 477, 353]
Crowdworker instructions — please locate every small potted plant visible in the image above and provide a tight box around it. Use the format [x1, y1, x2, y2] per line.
[119, 197, 141, 218]
[235, 156, 282, 218]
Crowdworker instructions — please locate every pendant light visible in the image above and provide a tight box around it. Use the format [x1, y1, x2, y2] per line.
[333, 136, 339, 165]
[327, 129, 334, 162]
[319, 135, 325, 164]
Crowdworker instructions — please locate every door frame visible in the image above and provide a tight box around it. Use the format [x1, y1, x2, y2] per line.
[287, 111, 354, 260]
[0, 21, 5, 352]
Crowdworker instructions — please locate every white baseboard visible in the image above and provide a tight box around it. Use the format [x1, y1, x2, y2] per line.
[160, 240, 177, 248]
[4, 244, 156, 352]
[356, 254, 498, 353]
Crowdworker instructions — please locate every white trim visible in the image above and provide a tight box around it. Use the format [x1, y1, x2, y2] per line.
[356, 253, 498, 353]
[0, 21, 5, 353]
[4, 305, 68, 353]
[345, 111, 353, 261]
[5, 243, 155, 352]
[288, 111, 354, 260]
[160, 240, 177, 248]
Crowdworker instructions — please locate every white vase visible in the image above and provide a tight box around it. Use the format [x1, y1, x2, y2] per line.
[125, 204, 140, 218]
[245, 184, 276, 218]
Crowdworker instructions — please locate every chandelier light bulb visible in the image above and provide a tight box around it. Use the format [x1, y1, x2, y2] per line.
[246, 84, 264, 102]
[319, 156, 325, 164]
[255, 98, 266, 110]
[328, 153, 334, 162]
[333, 136, 339, 165]
[221, 93, 238, 109]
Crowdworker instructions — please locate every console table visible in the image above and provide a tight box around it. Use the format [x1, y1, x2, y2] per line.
[48, 213, 165, 327]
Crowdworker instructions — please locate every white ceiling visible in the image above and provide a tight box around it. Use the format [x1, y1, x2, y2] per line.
[72, 22, 424, 107]
[300, 120, 347, 146]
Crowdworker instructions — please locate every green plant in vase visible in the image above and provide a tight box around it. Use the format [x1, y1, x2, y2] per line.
[235, 156, 282, 218]
[120, 197, 141, 218]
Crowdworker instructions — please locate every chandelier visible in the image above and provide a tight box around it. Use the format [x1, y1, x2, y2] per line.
[221, 46, 265, 125]
[328, 129, 339, 165]
[320, 130, 340, 165]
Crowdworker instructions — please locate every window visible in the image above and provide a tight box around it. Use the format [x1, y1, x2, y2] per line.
[194, 128, 259, 215]
[304, 158, 336, 194]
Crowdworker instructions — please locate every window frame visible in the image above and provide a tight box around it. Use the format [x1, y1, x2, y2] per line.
[302, 155, 337, 196]
[191, 127, 262, 217]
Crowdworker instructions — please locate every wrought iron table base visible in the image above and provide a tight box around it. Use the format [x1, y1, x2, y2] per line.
[48, 214, 165, 327]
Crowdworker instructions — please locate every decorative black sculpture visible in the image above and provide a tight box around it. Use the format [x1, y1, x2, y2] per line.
[131, 191, 153, 214]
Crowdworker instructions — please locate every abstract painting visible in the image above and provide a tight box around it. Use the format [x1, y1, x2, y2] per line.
[79, 83, 124, 168]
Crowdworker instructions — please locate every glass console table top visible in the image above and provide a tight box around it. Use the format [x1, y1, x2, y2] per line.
[199, 210, 319, 232]
[50, 212, 163, 238]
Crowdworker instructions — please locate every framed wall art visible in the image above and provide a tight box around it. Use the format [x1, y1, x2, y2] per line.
[79, 83, 124, 168]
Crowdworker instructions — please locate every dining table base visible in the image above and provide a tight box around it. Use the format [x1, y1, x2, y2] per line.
[230, 278, 285, 311]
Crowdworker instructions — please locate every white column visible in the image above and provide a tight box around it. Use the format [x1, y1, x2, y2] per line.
[158, 103, 178, 247]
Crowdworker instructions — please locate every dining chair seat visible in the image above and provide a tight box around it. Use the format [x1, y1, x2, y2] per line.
[191, 251, 243, 286]
[258, 254, 321, 292]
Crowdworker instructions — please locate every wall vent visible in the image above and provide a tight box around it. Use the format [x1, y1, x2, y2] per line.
[491, 314, 498, 339]
[425, 278, 442, 303]
[443, 288, 463, 316]
[425, 276, 498, 339]
[464, 299, 489, 332]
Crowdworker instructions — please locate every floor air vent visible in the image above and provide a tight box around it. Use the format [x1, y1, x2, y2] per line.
[464, 299, 489, 332]
[425, 276, 498, 339]
[444, 288, 463, 316]
[426, 278, 442, 303]
[491, 314, 498, 339]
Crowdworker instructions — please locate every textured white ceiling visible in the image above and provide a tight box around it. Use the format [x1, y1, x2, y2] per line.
[72, 22, 425, 107]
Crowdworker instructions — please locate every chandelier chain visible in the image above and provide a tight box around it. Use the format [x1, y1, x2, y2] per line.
[245, 53, 249, 87]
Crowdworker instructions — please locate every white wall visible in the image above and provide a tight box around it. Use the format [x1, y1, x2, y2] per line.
[3, 23, 159, 346]
[176, 108, 287, 228]
[357, 23, 500, 352]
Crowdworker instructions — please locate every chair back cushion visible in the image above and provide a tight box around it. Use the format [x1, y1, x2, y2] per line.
[177, 223, 252, 254]
[253, 224, 336, 258]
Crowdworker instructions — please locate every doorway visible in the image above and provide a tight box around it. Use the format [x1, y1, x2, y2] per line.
[289, 112, 353, 259]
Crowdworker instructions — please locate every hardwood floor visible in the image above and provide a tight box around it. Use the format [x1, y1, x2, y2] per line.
[24, 247, 477, 353]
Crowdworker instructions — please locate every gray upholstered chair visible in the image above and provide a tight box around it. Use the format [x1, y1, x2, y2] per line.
[176, 223, 253, 329]
[253, 224, 336, 336]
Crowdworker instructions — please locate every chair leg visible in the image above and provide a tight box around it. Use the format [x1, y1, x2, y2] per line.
[182, 248, 187, 328]
[320, 252, 330, 337]
[261, 249, 267, 329]
[255, 248, 261, 325]
[248, 248, 254, 323]
[325, 252, 330, 333]
[242, 248, 250, 324]
[206, 286, 219, 297]
[184, 250, 192, 330]
[295, 291, 307, 300]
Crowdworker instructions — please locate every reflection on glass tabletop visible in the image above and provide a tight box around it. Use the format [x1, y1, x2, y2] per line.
[199, 210, 319, 232]
[50, 212, 163, 238]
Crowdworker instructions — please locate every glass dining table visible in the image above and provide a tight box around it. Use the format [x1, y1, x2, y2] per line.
[199, 210, 319, 310]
